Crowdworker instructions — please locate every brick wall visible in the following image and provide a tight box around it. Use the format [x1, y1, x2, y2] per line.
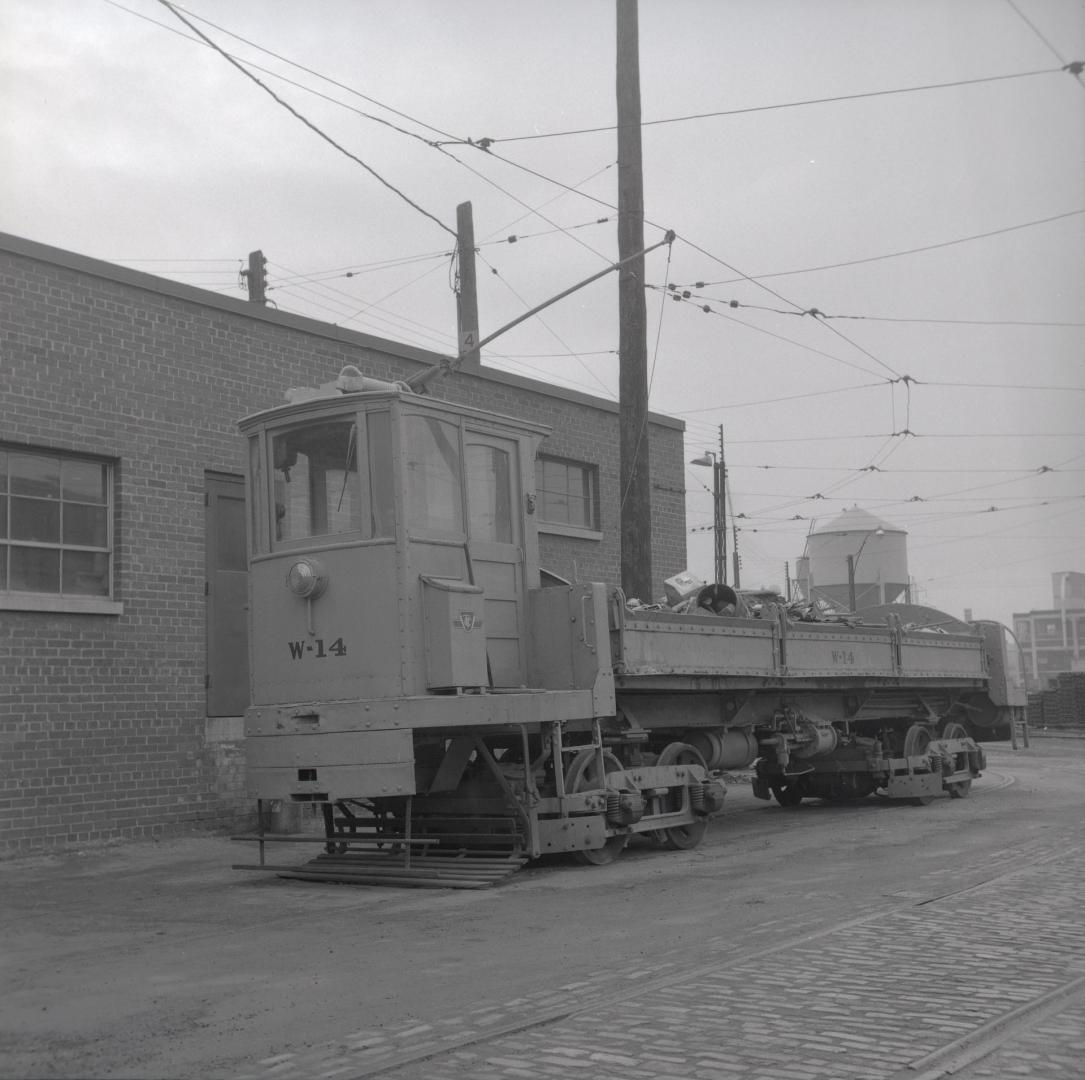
[0, 234, 686, 854]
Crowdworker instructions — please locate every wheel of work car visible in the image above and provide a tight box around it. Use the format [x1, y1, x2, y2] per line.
[902, 724, 937, 805]
[655, 743, 711, 849]
[565, 749, 630, 865]
[940, 721, 973, 798]
[661, 820, 709, 849]
[902, 722, 932, 758]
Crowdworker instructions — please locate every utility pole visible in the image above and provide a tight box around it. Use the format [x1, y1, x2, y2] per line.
[616, 0, 652, 601]
[455, 202, 480, 368]
[720, 426, 740, 588]
[241, 250, 267, 305]
[712, 454, 724, 586]
[717, 426, 727, 587]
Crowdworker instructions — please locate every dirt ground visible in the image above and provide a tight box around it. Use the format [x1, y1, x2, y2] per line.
[2, 736, 1084, 1079]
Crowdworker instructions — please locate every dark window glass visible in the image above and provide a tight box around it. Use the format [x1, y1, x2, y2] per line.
[62, 551, 110, 596]
[11, 497, 60, 543]
[405, 415, 464, 538]
[2, 450, 113, 602]
[367, 411, 395, 538]
[467, 445, 512, 543]
[62, 459, 108, 503]
[11, 547, 60, 593]
[535, 456, 598, 529]
[272, 419, 361, 544]
[63, 503, 109, 547]
[11, 454, 60, 498]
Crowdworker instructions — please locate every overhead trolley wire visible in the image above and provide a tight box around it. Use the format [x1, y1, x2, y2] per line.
[267, 258, 458, 352]
[268, 250, 456, 289]
[1004, 0, 1085, 90]
[728, 430, 1083, 444]
[656, 283, 1085, 331]
[728, 463, 1085, 475]
[152, 0, 457, 239]
[672, 208, 1085, 286]
[817, 313, 1085, 328]
[130, 0, 624, 269]
[128, 0, 1079, 428]
[658, 285, 896, 382]
[675, 381, 887, 414]
[475, 251, 616, 398]
[475, 67, 1071, 145]
[156, 0, 459, 143]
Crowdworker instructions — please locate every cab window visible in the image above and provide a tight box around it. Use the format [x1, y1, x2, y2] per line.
[272, 419, 361, 543]
[404, 415, 464, 538]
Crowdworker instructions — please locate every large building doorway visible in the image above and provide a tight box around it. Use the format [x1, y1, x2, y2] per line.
[205, 472, 249, 716]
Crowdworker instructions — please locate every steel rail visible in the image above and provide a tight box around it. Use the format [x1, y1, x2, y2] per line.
[326, 840, 1081, 1079]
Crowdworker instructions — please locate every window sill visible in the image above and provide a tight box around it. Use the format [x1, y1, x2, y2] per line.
[2, 594, 124, 615]
[538, 522, 603, 542]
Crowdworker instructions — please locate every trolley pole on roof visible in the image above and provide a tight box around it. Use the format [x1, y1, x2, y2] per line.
[616, 0, 653, 602]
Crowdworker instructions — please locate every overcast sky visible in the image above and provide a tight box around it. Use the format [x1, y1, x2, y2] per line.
[2, 0, 1082, 628]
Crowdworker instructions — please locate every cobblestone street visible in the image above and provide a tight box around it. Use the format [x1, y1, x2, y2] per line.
[236, 842, 1085, 1080]
[5, 740, 1084, 1080]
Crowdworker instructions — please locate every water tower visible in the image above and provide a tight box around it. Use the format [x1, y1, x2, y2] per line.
[797, 506, 910, 612]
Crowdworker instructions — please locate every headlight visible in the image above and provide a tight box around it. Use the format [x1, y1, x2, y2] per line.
[286, 558, 328, 599]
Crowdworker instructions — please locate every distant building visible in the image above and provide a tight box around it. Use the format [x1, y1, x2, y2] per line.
[1014, 572, 1085, 691]
[795, 506, 910, 612]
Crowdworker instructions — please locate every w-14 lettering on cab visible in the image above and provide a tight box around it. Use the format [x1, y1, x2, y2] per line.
[287, 638, 347, 660]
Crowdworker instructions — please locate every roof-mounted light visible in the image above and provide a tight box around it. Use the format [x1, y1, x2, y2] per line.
[286, 558, 328, 600]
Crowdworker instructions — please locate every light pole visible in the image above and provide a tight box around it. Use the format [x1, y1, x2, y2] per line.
[691, 440, 725, 587]
[846, 527, 884, 612]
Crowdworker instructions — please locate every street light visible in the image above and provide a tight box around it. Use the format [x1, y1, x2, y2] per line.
[846, 527, 885, 612]
[691, 445, 725, 586]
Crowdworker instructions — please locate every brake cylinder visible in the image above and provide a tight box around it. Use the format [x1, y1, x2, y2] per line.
[685, 729, 759, 770]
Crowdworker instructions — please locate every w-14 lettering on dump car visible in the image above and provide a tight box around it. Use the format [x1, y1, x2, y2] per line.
[831, 648, 855, 665]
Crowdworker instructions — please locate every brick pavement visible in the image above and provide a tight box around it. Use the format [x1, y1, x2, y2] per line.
[236, 844, 1085, 1080]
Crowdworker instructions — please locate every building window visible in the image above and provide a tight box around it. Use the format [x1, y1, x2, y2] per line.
[1, 447, 119, 612]
[535, 456, 599, 532]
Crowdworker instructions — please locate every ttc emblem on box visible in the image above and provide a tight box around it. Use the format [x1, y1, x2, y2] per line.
[457, 611, 482, 632]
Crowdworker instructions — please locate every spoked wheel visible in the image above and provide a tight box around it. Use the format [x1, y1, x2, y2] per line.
[655, 742, 709, 850]
[940, 721, 973, 799]
[902, 723, 936, 805]
[565, 749, 629, 866]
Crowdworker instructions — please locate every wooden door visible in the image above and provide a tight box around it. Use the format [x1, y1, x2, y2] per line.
[205, 473, 250, 716]
[465, 434, 525, 687]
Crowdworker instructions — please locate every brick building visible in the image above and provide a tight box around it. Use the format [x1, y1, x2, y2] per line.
[0, 232, 686, 854]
